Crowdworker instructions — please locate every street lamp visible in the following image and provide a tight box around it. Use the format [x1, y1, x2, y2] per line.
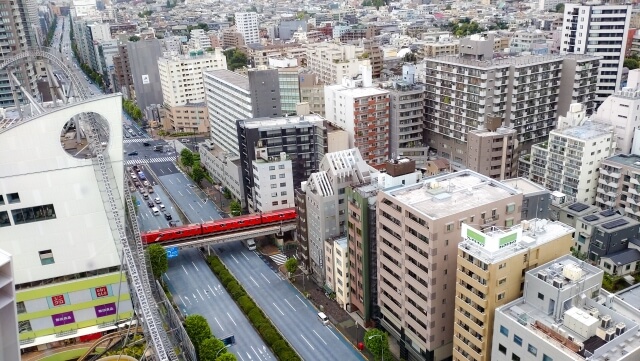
[215, 344, 231, 358]
[368, 334, 384, 361]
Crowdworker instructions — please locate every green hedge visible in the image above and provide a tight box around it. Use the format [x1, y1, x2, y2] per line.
[207, 256, 301, 361]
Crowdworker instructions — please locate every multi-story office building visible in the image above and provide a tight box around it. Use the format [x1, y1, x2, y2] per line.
[235, 12, 259, 45]
[0, 0, 39, 107]
[561, 4, 631, 105]
[324, 66, 390, 169]
[0, 249, 19, 360]
[237, 114, 327, 211]
[348, 159, 422, 324]
[277, 67, 301, 115]
[299, 71, 325, 116]
[385, 64, 428, 167]
[492, 255, 640, 361]
[597, 154, 640, 221]
[0, 96, 133, 350]
[203, 69, 281, 156]
[302, 149, 377, 285]
[128, 39, 164, 111]
[466, 127, 517, 180]
[453, 220, 574, 361]
[376, 170, 523, 361]
[221, 29, 244, 48]
[305, 42, 372, 85]
[529, 105, 616, 204]
[424, 45, 600, 165]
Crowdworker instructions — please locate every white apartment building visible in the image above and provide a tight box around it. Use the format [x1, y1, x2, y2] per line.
[158, 49, 227, 107]
[592, 70, 640, 154]
[538, 0, 564, 11]
[306, 42, 371, 85]
[236, 12, 260, 45]
[530, 104, 616, 204]
[332, 238, 349, 310]
[188, 29, 212, 50]
[561, 4, 631, 104]
[492, 255, 640, 361]
[252, 151, 295, 213]
[88, 23, 111, 42]
[163, 36, 183, 54]
[0, 249, 19, 361]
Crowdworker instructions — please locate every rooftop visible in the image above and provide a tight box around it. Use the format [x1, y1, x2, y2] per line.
[386, 170, 520, 220]
[203, 69, 250, 91]
[459, 219, 574, 264]
[579, 211, 639, 232]
[603, 154, 640, 169]
[502, 177, 548, 195]
[427, 53, 599, 69]
[552, 121, 613, 141]
[239, 114, 326, 129]
[325, 83, 389, 97]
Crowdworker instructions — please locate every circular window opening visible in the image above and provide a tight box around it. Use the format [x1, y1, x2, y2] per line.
[60, 111, 110, 159]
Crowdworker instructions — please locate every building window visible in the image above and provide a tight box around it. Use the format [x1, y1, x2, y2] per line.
[18, 320, 32, 333]
[498, 277, 507, 286]
[270, 175, 276, 180]
[499, 344, 507, 355]
[445, 222, 454, 232]
[11, 204, 56, 225]
[271, 192, 278, 197]
[7, 192, 20, 204]
[280, 182, 286, 187]
[538, 292, 545, 300]
[282, 200, 288, 204]
[513, 334, 523, 346]
[500, 325, 509, 337]
[498, 292, 505, 300]
[272, 201, 278, 206]
[281, 191, 287, 196]
[271, 184, 277, 189]
[39, 250, 55, 265]
[512, 353, 520, 361]
[16, 301, 26, 314]
[269, 166, 275, 170]
[0, 195, 4, 205]
[279, 164, 285, 169]
[527, 344, 537, 356]
[506, 203, 515, 214]
[542, 355, 553, 361]
[0, 211, 10, 227]
[279, 174, 285, 178]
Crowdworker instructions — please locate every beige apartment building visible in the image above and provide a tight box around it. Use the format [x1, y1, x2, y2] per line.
[466, 126, 517, 180]
[453, 220, 574, 361]
[305, 42, 371, 85]
[162, 103, 209, 133]
[376, 170, 524, 361]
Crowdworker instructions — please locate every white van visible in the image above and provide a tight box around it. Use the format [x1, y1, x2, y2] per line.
[242, 238, 256, 251]
[159, 204, 166, 210]
[152, 207, 160, 216]
[317, 312, 329, 325]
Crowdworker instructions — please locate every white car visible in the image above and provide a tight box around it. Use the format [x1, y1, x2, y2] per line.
[154, 197, 161, 204]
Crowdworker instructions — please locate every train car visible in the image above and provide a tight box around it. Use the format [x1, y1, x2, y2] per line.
[201, 213, 262, 235]
[261, 208, 297, 224]
[141, 223, 202, 244]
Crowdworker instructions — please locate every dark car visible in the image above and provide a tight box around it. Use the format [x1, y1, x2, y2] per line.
[147, 201, 154, 208]
[164, 212, 172, 220]
[138, 132, 144, 136]
[143, 142, 150, 146]
[127, 151, 138, 156]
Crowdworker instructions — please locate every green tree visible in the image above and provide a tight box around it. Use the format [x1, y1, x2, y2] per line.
[199, 338, 227, 361]
[216, 354, 237, 361]
[191, 163, 206, 185]
[555, 3, 564, 13]
[403, 51, 417, 63]
[181, 148, 195, 167]
[223, 49, 248, 71]
[230, 200, 241, 216]
[625, 57, 640, 70]
[147, 244, 168, 279]
[285, 257, 298, 275]
[185, 315, 212, 354]
[129, 35, 141, 42]
[223, 188, 232, 199]
[364, 329, 392, 361]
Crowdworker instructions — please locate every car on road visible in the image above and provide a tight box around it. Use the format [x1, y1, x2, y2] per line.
[138, 132, 144, 136]
[143, 142, 150, 146]
[163, 212, 172, 220]
[127, 151, 138, 156]
[147, 201, 154, 208]
[154, 197, 161, 204]
[124, 133, 130, 138]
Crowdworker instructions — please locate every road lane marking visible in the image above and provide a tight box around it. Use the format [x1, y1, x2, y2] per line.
[196, 289, 204, 300]
[192, 261, 199, 271]
[285, 299, 295, 311]
[177, 295, 187, 307]
[200, 217, 205, 223]
[237, 354, 245, 361]
[186, 189, 192, 194]
[243, 253, 250, 261]
[177, 178, 181, 183]
[198, 202, 203, 208]
[300, 334, 315, 350]
[183, 295, 191, 305]
[251, 346, 262, 360]
[260, 273, 271, 284]
[178, 191, 184, 196]
[164, 273, 170, 281]
[249, 276, 260, 287]
[214, 317, 224, 331]
[330, 329, 340, 340]
[210, 216, 215, 221]
[192, 293, 198, 302]
[231, 255, 239, 264]
[227, 312, 237, 326]
[272, 303, 285, 316]
[296, 295, 308, 307]
[159, 168, 165, 174]
[313, 330, 327, 345]
[181, 265, 189, 275]
[208, 284, 216, 297]
[169, 179, 174, 184]
[189, 204, 194, 210]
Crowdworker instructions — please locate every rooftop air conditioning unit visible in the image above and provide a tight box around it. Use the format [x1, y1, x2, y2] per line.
[538, 271, 548, 281]
[552, 278, 563, 289]
[616, 322, 626, 336]
[604, 328, 616, 342]
[601, 315, 612, 329]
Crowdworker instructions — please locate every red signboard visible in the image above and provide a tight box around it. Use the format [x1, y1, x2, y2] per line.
[51, 294, 66, 306]
[95, 286, 109, 298]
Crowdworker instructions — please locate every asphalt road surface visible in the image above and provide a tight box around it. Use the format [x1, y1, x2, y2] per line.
[214, 242, 365, 361]
[164, 248, 275, 361]
[157, 171, 223, 224]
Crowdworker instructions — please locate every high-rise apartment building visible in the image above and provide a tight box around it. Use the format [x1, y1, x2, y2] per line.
[376, 170, 523, 361]
[299, 71, 325, 116]
[235, 12, 260, 45]
[0, 96, 133, 350]
[237, 114, 327, 211]
[529, 104, 616, 204]
[453, 220, 574, 361]
[492, 255, 640, 361]
[203, 69, 281, 155]
[597, 154, 640, 221]
[561, 4, 631, 105]
[128, 39, 164, 111]
[0, 249, 19, 360]
[306, 42, 373, 85]
[424, 49, 600, 166]
[112, 43, 133, 98]
[325, 65, 389, 169]
[466, 127, 517, 180]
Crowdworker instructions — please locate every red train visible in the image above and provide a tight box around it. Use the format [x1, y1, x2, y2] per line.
[141, 208, 297, 244]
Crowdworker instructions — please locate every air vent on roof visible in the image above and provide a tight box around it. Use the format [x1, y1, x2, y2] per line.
[552, 277, 563, 289]
[616, 322, 626, 336]
[604, 328, 616, 341]
[601, 315, 612, 329]
[537, 271, 548, 281]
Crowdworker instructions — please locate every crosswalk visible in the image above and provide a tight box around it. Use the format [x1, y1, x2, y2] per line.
[124, 156, 176, 165]
[124, 138, 151, 143]
[270, 253, 288, 266]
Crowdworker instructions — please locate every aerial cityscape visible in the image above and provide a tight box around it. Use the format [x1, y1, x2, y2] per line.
[2, 0, 640, 360]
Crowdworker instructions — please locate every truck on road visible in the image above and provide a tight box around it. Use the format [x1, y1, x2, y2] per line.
[242, 239, 256, 251]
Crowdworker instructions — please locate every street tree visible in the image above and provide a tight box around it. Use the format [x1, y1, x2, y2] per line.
[199, 337, 227, 361]
[191, 163, 206, 185]
[229, 200, 241, 216]
[555, 3, 564, 13]
[181, 148, 195, 168]
[185, 314, 212, 354]
[147, 244, 168, 279]
[285, 257, 298, 275]
[216, 353, 237, 361]
[364, 329, 392, 361]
